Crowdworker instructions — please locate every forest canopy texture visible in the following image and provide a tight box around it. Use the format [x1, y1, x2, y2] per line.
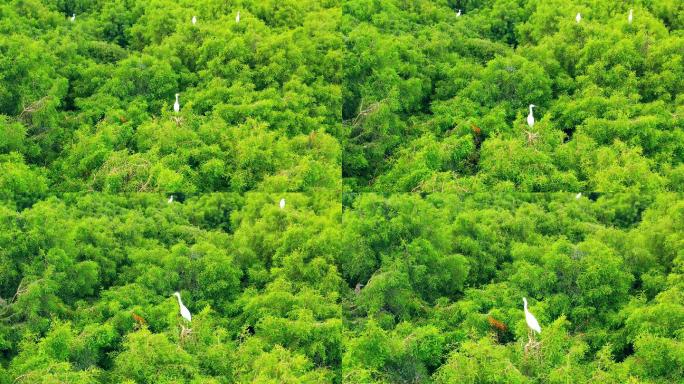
[1, 0, 341, 197]
[343, 0, 684, 192]
[1, 0, 684, 383]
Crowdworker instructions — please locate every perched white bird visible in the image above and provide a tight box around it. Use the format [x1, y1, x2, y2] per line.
[527, 104, 536, 128]
[628, 9, 633, 24]
[575, 192, 582, 199]
[456, 9, 461, 17]
[279, 198, 286, 209]
[174, 93, 180, 113]
[576, 12, 582, 23]
[173, 292, 192, 322]
[70, 13, 75, 22]
[192, 15, 197, 25]
[523, 297, 541, 334]
[236, 11, 240, 23]
[168, 195, 174, 204]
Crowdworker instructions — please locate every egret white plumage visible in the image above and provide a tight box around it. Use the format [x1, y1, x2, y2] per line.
[173, 292, 192, 322]
[236, 11, 240, 23]
[174, 93, 180, 113]
[523, 297, 541, 334]
[192, 16, 197, 25]
[575, 192, 582, 199]
[628, 9, 633, 24]
[456, 9, 461, 17]
[279, 198, 285, 209]
[70, 13, 75, 22]
[527, 104, 536, 128]
[168, 195, 174, 204]
[576, 12, 581, 23]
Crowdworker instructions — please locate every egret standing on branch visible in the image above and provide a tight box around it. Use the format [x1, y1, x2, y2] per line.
[576, 12, 582, 23]
[523, 297, 541, 344]
[523, 297, 541, 354]
[527, 104, 536, 128]
[279, 198, 286, 209]
[523, 298, 541, 334]
[174, 93, 180, 113]
[524, 104, 539, 145]
[173, 292, 192, 322]
[628, 9, 633, 24]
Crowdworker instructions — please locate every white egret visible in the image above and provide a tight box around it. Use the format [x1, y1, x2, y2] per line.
[527, 104, 536, 128]
[279, 198, 286, 209]
[173, 292, 192, 322]
[576, 12, 581, 23]
[192, 15, 197, 25]
[174, 93, 180, 113]
[523, 297, 541, 334]
[70, 13, 75, 22]
[168, 195, 174, 204]
[575, 192, 582, 199]
[236, 11, 240, 23]
[456, 9, 461, 17]
[628, 9, 633, 24]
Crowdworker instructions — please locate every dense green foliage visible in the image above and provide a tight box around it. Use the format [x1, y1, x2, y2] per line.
[2, 0, 683, 383]
[341, 193, 684, 383]
[0, 0, 341, 197]
[1, 193, 343, 382]
[343, 0, 684, 192]
[2, 193, 682, 382]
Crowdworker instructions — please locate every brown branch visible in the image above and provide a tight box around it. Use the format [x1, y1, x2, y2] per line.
[19, 96, 50, 124]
